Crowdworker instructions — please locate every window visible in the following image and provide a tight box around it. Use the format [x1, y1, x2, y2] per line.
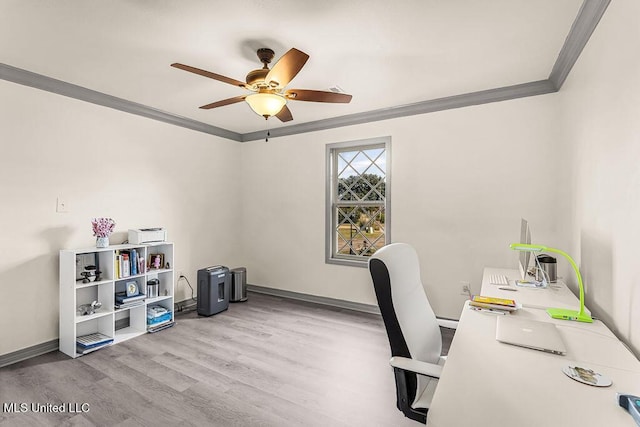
[326, 137, 390, 267]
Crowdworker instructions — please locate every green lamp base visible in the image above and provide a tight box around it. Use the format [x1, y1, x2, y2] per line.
[546, 307, 593, 323]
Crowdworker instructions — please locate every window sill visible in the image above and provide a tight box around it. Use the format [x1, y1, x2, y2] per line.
[326, 257, 369, 268]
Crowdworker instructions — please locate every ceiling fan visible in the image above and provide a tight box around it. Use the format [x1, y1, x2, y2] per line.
[171, 47, 352, 122]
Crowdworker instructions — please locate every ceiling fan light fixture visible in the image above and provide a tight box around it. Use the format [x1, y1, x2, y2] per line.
[173, 47, 351, 123]
[246, 92, 287, 118]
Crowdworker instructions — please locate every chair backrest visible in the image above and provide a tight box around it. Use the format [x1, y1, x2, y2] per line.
[369, 243, 443, 423]
[369, 243, 442, 364]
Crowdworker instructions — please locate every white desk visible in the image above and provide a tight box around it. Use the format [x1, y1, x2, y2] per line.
[426, 267, 640, 426]
[427, 303, 640, 427]
[481, 267, 589, 312]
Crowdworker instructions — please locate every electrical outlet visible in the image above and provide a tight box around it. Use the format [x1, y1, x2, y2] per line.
[460, 281, 471, 296]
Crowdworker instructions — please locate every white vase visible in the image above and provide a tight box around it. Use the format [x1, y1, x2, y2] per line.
[96, 236, 109, 248]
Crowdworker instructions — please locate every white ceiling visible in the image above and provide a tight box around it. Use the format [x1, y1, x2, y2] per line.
[1, 0, 583, 134]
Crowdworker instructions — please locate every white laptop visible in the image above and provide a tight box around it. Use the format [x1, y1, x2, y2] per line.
[495, 316, 567, 355]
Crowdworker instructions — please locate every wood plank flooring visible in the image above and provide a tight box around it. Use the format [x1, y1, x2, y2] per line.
[0, 293, 453, 426]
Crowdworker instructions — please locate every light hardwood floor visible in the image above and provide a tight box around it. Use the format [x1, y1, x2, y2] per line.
[0, 293, 452, 426]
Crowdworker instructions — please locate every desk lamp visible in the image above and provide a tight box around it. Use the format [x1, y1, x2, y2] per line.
[510, 243, 593, 323]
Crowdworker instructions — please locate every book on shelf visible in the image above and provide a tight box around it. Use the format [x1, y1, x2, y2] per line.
[147, 305, 168, 318]
[120, 252, 130, 277]
[115, 292, 146, 304]
[147, 312, 172, 325]
[76, 332, 113, 349]
[147, 305, 172, 325]
[115, 301, 145, 309]
[138, 256, 145, 274]
[115, 254, 121, 279]
[115, 249, 147, 279]
[131, 249, 138, 276]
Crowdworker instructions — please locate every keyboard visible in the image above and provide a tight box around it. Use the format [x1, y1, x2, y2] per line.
[489, 274, 510, 286]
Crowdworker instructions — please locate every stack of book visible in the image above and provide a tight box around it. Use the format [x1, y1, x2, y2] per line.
[114, 249, 145, 279]
[76, 332, 113, 355]
[115, 291, 145, 309]
[147, 304, 173, 332]
[469, 295, 519, 314]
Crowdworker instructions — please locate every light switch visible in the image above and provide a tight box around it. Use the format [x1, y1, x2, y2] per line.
[56, 197, 68, 213]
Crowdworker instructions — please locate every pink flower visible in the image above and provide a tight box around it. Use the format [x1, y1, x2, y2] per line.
[92, 218, 115, 238]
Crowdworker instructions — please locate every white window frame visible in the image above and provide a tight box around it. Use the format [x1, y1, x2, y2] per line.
[325, 136, 391, 267]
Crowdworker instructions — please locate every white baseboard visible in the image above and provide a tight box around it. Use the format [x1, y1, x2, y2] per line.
[0, 339, 59, 368]
[247, 285, 460, 328]
[247, 284, 381, 315]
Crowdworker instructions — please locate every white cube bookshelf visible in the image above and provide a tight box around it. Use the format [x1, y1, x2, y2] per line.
[59, 242, 174, 358]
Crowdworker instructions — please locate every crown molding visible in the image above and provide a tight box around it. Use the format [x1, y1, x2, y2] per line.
[242, 80, 556, 142]
[0, 63, 242, 141]
[549, 0, 611, 90]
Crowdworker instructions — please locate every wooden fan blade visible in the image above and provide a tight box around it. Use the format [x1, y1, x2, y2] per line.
[275, 104, 294, 122]
[285, 89, 352, 103]
[265, 48, 309, 88]
[171, 63, 247, 88]
[199, 95, 246, 110]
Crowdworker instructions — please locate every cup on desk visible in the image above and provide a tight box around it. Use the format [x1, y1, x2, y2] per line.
[536, 255, 557, 282]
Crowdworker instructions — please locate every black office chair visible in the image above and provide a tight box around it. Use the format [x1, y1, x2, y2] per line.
[369, 243, 451, 424]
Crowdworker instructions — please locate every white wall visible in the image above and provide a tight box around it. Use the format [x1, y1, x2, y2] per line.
[240, 94, 562, 319]
[0, 81, 241, 356]
[558, 0, 640, 355]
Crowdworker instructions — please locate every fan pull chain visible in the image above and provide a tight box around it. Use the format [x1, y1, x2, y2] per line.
[265, 116, 270, 142]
